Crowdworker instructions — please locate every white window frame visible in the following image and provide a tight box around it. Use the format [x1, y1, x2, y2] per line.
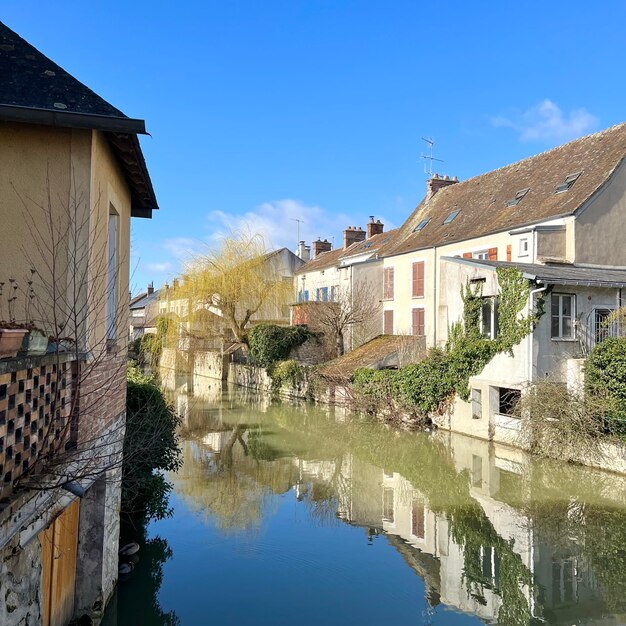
[473, 250, 489, 260]
[519, 238, 529, 257]
[480, 296, 498, 339]
[551, 293, 576, 340]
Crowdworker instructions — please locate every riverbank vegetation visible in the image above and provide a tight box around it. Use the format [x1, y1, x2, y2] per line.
[123, 365, 182, 522]
[353, 268, 544, 422]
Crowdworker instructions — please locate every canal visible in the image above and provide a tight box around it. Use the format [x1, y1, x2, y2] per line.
[104, 382, 626, 625]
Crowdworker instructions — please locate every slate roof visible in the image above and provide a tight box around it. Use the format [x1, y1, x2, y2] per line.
[444, 257, 626, 288]
[130, 289, 161, 311]
[295, 228, 400, 275]
[0, 21, 158, 217]
[381, 122, 626, 257]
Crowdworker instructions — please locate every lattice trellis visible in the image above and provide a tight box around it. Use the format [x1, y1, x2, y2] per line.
[0, 359, 76, 502]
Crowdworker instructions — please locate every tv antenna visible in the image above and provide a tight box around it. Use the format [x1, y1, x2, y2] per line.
[290, 217, 305, 247]
[420, 137, 444, 178]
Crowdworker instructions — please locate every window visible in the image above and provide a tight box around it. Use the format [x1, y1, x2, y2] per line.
[411, 498, 425, 539]
[473, 250, 489, 260]
[471, 388, 482, 420]
[551, 294, 575, 339]
[383, 487, 395, 523]
[498, 387, 521, 417]
[505, 188, 530, 207]
[443, 210, 461, 224]
[383, 310, 394, 335]
[321, 287, 329, 302]
[412, 308, 425, 336]
[304, 290, 309, 302]
[383, 267, 395, 299]
[106, 209, 119, 341]
[412, 261, 425, 297]
[594, 307, 614, 344]
[480, 297, 499, 339]
[555, 171, 582, 193]
[413, 218, 430, 233]
[519, 238, 529, 257]
[330, 285, 340, 301]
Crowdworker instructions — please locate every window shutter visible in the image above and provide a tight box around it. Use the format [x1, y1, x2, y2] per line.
[506, 244, 512, 262]
[412, 308, 425, 336]
[383, 310, 394, 335]
[412, 262, 425, 297]
[488, 247, 498, 261]
[463, 252, 472, 259]
[384, 267, 395, 299]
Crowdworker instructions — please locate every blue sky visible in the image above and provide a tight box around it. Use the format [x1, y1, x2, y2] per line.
[4, 1, 625, 293]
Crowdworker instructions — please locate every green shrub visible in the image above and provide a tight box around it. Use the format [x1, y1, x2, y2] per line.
[586, 337, 626, 433]
[353, 268, 544, 420]
[123, 365, 182, 521]
[248, 324, 312, 368]
[271, 359, 305, 389]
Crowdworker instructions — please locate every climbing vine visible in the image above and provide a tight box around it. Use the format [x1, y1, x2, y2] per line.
[353, 268, 545, 418]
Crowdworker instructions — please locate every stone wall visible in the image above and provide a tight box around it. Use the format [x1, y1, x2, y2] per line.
[289, 336, 328, 365]
[0, 532, 43, 625]
[227, 363, 273, 394]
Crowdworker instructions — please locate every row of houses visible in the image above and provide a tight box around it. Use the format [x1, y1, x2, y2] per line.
[293, 122, 626, 443]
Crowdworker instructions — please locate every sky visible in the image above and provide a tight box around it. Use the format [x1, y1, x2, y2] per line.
[4, 1, 626, 293]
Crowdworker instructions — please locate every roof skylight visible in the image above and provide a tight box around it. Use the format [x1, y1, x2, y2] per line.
[443, 210, 461, 224]
[413, 218, 430, 233]
[505, 188, 530, 207]
[555, 172, 582, 194]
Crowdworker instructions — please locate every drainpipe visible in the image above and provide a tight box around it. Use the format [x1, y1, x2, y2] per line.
[527, 282, 547, 383]
[433, 246, 437, 346]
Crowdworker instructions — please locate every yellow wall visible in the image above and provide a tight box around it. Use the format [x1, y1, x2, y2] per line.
[0, 122, 131, 354]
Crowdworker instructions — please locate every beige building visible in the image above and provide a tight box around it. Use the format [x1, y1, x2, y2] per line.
[0, 22, 157, 626]
[293, 217, 399, 350]
[375, 123, 626, 444]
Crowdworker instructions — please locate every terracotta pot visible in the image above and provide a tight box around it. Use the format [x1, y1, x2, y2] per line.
[0, 328, 29, 358]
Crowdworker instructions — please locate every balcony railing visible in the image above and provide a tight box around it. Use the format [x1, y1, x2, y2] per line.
[0, 353, 77, 503]
[577, 311, 624, 356]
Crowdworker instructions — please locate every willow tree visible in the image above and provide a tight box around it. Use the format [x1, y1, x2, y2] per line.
[171, 231, 293, 345]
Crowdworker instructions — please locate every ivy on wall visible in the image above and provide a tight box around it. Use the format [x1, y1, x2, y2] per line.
[248, 324, 314, 369]
[353, 268, 545, 418]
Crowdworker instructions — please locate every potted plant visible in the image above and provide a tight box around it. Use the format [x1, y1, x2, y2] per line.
[0, 279, 30, 358]
[19, 272, 48, 355]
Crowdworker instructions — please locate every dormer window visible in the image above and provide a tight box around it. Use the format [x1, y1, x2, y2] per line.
[413, 218, 430, 233]
[443, 210, 461, 224]
[505, 188, 530, 207]
[555, 172, 582, 193]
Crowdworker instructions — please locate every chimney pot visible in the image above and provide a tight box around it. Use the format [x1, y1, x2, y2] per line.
[367, 216, 384, 238]
[426, 173, 459, 202]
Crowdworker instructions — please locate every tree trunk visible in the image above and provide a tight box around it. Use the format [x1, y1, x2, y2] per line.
[336, 331, 344, 357]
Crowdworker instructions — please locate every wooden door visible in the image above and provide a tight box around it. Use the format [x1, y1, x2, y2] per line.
[39, 499, 80, 626]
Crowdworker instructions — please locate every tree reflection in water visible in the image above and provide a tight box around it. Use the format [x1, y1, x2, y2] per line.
[102, 523, 179, 626]
[163, 385, 626, 626]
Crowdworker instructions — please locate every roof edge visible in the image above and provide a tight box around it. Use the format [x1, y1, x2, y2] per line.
[0, 103, 147, 134]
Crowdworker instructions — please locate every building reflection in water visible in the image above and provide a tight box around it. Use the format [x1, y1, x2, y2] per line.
[167, 380, 626, 625]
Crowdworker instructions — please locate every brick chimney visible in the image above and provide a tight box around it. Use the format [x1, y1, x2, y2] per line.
[426, 173, 458, 202]
[367, 216, 384, 238]
[147, 282, 154, 295]
[343, 226, 366, 249]
[297, 241, 311, 262]
[312, 238, 332, 258]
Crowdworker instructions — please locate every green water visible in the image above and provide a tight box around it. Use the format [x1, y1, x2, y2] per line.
[104, 383, 626, 625]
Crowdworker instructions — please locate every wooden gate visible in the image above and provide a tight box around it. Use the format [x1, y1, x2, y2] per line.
[39, 499, 80, 626]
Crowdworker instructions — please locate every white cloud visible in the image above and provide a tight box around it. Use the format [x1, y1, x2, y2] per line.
[145, 261, 173, 272]
[492, 99, 598, 143]
[206, 198, 373, 251]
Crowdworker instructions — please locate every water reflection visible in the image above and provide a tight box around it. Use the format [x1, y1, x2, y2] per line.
[177, 383, 626, 624]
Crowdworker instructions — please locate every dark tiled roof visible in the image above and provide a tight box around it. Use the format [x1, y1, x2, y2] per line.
[295, 228, 401, 275]
[383, 122, 626, 257]
[444, 257, 626, 287]
[0, 21, 158, 216]
[130, 289, 161, 310]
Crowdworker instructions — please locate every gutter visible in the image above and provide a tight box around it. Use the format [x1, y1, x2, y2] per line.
[527, 283, 548, 384]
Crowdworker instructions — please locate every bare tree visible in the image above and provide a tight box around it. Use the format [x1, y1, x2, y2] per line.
[307, 279, 381, 357]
